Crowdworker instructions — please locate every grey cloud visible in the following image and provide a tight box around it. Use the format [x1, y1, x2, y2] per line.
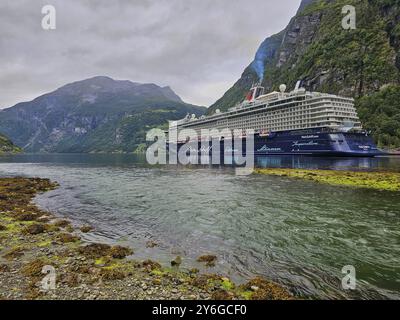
[0, 0, 300, 108]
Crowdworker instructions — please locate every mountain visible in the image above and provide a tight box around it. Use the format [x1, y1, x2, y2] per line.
[0, 134, 21, 155]
[208, 0, 400, 148]
[0, 76, 206, 153]
[210, 0, 400, 113]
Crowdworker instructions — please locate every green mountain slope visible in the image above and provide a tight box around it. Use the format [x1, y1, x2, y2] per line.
[209, 0, 400, 148]
[0, 134, 21, 154]
[357, 85, 400, 150]
[0, 76, 206, 153]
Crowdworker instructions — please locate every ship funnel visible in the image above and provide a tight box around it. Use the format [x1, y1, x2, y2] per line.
[246, 83, 264, 102]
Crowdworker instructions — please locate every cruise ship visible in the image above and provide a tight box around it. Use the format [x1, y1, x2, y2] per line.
[169, 83, 382, 157]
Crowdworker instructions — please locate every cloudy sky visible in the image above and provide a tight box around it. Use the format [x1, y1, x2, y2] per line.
[0, 0, 301, 108]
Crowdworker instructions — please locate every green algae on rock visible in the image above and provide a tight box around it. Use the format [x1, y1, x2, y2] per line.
[254, 169, 400, 192]
[109, 245, 133, 259]
[239, 277, 293, 300]
[79, 225, 93, 233]
[171, 256, 182, 267]
[53, 219, 71, 228]
[197, 254, 217, 267]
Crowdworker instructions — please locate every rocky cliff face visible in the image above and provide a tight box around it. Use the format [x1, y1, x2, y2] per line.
[209, 0, 400, 114]
[0, 76, 205, 153]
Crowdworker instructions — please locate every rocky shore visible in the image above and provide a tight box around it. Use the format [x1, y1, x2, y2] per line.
[254, 169, 400, 192]
[0, 177, 293, 300]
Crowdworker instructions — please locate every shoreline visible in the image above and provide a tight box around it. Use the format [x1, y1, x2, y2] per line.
[0, 177, 293, 300]
[254, 168, 400, 192]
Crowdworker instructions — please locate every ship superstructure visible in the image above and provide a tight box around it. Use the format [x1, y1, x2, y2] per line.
[172, 83, 361, 135]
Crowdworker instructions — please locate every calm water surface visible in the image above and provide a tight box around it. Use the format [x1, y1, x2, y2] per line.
[0, 154, 399, 299]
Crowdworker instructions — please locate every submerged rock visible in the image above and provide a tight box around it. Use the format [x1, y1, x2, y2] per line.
[146, 240, 158, 248]
[79, 225, 93, 233]
[142, 259, 161, 271]
[53, 219, 71, 228]
[197, 254, 217, 267]
[65, 225, 75, 233]
[171, 256, 182, 267]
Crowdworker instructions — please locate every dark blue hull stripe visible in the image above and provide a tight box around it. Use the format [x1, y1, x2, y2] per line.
[170, 128, 384, 157]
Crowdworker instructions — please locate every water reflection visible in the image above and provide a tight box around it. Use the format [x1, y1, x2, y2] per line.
[1, 153, 399, 172]
[254, 155, 397, 171]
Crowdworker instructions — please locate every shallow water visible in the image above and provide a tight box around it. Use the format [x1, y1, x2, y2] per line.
[0, 154, 399, 299]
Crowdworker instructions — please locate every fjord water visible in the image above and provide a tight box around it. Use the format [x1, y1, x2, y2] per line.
[0, 154, 399, 299]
